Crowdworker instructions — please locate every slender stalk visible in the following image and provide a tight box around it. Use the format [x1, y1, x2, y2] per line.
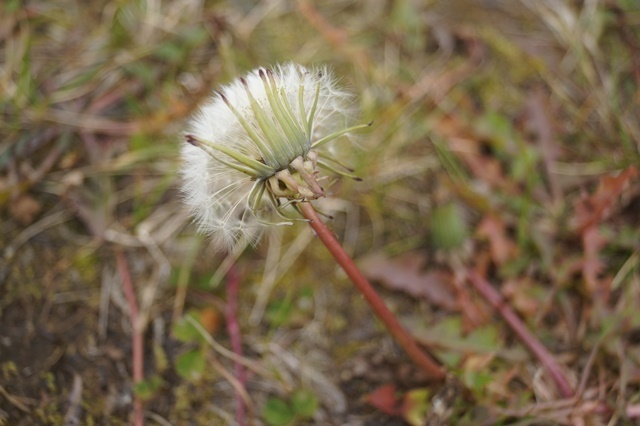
[467, 269, 574, 398]
[299, 202, 445, 379]
[116, 251, 144, 426]
[225, 265, 247, 426]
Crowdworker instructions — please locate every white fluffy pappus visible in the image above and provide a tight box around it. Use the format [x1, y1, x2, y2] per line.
[180, 63, 369, 250]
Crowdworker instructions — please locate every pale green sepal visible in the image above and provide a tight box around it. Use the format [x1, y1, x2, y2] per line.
[311, 122, 371, 149]
[189, 135, 275, 177]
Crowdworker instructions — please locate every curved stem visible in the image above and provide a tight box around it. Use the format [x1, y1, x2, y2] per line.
[225, 265, 247, 426]
[116, 251, 144, 426]
[467, 269, 574, 398]
[299, 202, 445, 380]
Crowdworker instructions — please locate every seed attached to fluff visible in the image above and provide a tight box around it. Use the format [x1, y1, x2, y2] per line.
[180, 63, 370, 249]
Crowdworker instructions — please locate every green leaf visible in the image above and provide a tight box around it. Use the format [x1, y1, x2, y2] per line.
[6, 0, 21, 12]
[154, 41, 185, 64]
[172, 311, 205, 343]
[465, 326, 499, 352]
[291, 389, 318, 418]
[464, 370, 493, 393]
[266, 300, 293, 327]
[475, 111, 513, 154]
[511, 144, 538, 181]
[134, 375, 163, 401]
[180, 27, 209, 47]
[430, 316, 462, 340]
[123, 61, 157, 87]
[130, 132, 152, 151]
[175, 349, 206, 382]
[423, 317, 463, 367]
[435, 350, 463, 368]
[430, 203, 468, 250]
[263, 397, 295, 426]
[153, 342, 169, 373]
[401, 388, 430, 426]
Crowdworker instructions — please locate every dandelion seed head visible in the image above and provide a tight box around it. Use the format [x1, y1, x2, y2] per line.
[180, 63, 366, 250]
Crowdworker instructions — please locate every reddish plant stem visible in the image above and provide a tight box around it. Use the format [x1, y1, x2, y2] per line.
[467, 269, 574, 398]
[299, 202, 445, 380]
[115, 251, 144, 426]
[225, 265, 247, 426]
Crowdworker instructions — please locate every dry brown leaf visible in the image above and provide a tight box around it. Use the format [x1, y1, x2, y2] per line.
[433, 114, 519, 195]
[476, 215, 518, 265]
[199, 307, 222, 334]
[366, 384, 400, 416]
[572, 166, 638, 299]
[10, 193, 42, 225]
[463, 353, 495, 373]
[573, 165, 638, 232]
[502, 278, 539, 317]
[359, 252, 457, 310]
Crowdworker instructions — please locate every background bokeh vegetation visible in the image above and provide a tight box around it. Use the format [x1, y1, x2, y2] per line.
[2, 0, 639, 424]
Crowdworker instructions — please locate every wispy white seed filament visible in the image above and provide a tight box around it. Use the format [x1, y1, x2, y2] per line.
[180, 63, 366, 250]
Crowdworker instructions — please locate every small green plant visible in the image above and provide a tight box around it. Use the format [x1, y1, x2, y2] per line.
[172, 311, 208, 382]
[262, 389, 318, 426]
[134, 376, 164, 401]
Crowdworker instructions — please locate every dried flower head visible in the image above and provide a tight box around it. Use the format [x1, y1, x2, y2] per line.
[180, 63, 369, 249]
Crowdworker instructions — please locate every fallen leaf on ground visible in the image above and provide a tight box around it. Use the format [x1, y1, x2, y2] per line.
[572, 166, 637, 299]
[359, 252, 457, 310]
[199, 307, 221, 334]
[476, 215, 517, 265]
[10, 194, 42, 225]
[365, 384, 400, 415]
[573, 165, 638, 232]
[502, 278, 539, 317]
